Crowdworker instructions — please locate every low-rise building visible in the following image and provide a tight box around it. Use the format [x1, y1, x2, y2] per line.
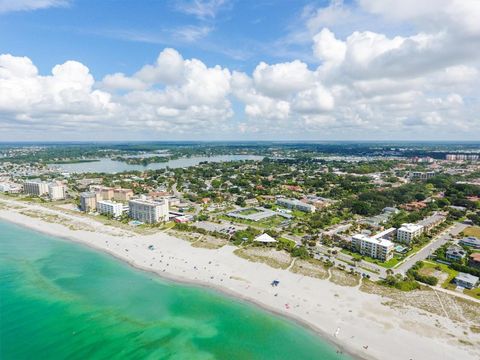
[24, 180, 49, 196]
[418, 212, 446, 233]
[276, 198, 316, 213]
[351, 233, 394, 261]
[454, 272, 479, 289]
[459, 237, 480, 249]
[48, 182, 67, 200]
[445, 245, 466, 262]
[409, 171, 436, 180]
[397, 223, 424, 244]
[80, 192, 98, 212]
[469, 253, 480, 269]
[97, 200, 123, 217]
[129, 198, 169, 224]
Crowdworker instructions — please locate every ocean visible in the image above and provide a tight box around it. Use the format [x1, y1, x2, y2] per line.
[0, 220, 349, 359]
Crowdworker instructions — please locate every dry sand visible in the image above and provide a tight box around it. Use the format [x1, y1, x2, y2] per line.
[1, 198, 479, 360]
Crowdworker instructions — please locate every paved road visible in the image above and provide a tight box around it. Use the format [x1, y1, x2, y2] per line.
[395, 222, 468, 274]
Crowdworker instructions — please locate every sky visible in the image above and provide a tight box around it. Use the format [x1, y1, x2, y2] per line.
[0, 0, 479, 141]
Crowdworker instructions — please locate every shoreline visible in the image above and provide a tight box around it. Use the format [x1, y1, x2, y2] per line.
[0, 215, 359, 360]
[1, 198, 479, 360]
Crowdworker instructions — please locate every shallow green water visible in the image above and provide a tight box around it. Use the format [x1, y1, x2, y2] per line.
[0, 220, 349, 360]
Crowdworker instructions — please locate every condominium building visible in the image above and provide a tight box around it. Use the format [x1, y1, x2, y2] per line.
[128, 198, 169, 224]
[80, 192, 98, 212]
[48, 182, 67, 200]
[397, 223, 424, 244]
[276, 198, 316, 213]
[97, 200, 124, 218]
[113, 188, 134, 202]
[351, 233, 394, 261]
[24, 180, 49, 196]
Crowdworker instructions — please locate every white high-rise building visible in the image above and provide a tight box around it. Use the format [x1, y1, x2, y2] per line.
[24, 180, 49, 196]
[351, 234, 394, 261]
[129, 198, 169, 224]
[97, 200, 124, 218]
[397, 223, 424, 244]
[48, 182, 67, 200]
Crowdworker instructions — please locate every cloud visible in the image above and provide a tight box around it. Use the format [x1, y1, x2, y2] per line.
[0, 0, 69, 14]
[174, 0, 230, 19]
[2, 0, 480, 140]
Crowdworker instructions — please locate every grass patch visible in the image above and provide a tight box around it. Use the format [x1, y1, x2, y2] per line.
[290, 259, 329, 280]
[463, 226, 480, 238]
[234, 247, 292, 269]
[341, 248, 400, 268]
[422, 261, 458, 288]
[463, 286, 480, 300]
[329, 268, 360, 287]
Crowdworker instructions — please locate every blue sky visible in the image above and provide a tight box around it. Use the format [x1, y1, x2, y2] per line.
[1, 0, 328, 76]
[0, 0, 479, 141]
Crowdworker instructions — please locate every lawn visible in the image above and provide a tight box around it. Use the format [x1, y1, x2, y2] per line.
[463, 226, 480, 238]
[463, 286, 480, 300]
[238, 208, 262, 216]
[340, 248, 400, 268]
[422, 261, 458, 288]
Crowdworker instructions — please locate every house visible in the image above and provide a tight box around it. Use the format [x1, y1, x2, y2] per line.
[445, 245, 466, 262]
[469, 253, 480, 269]
[454, 272, 479, 289]
[459, 237, 480, 249]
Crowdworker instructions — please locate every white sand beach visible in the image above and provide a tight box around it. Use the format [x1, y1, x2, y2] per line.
[1, 198, 479, 360]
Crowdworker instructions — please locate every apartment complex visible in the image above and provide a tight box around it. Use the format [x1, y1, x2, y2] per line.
[397, 223, 424, 244]
[80, 192, 98, 212]
[128, 198, 169, 224]
[90, 186, 133, 202]
[97, 200, 124, 218]
[276, 198, 316, 213]
[48, 182, 67, 200]
[446, 154, 479, 161]
[113, 188, 134, 202]
[351, 233, 394, 261]
[24, 180, 49, 196]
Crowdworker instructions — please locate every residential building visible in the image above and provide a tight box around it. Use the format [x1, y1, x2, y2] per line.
[351, 233, 394, 261]
[24, 180, 49, 196]
[80, 192, 98, 212]
[469, 253, 480, 269]
[97, 200, 123, 218]
[397, 223, 424, 244]
[0, 183, 10, 192]
[459, 237, 480, 249]
[409, 171, 436, 180]
[48, 182, 67, 200]
[454, 272, 479, 289]
[445, 245, 466, 262]
[129, 198, 169, 224]
[113, 188, 134, 202]
[276, 198, 316, 213]
[418, 213, 446, 233]
[100, 187, 114, 200]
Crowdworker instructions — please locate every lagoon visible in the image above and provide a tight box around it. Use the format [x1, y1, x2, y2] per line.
[48, 155, 264, 173]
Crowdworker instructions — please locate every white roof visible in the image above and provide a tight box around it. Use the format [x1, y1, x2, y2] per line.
[399, 223, 423, 233]
[254, 233, 277, 243]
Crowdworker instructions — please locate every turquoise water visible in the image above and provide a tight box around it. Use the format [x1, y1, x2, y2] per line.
[0, 221, 349, 359]
[48, 155, 264, 173]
